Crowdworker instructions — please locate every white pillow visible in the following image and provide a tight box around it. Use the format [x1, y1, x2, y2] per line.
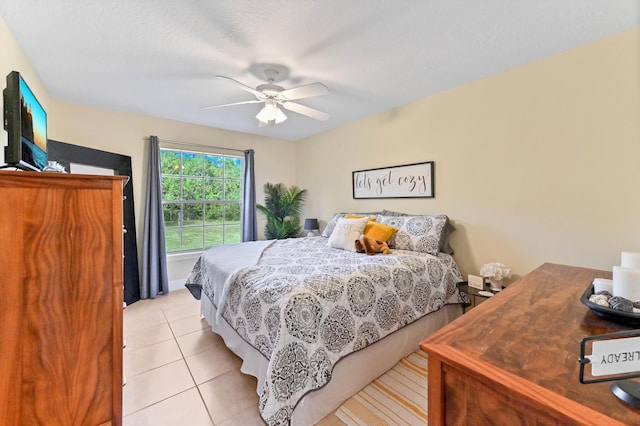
[327, 217, 369, 251]
[321, 212, 381, 238]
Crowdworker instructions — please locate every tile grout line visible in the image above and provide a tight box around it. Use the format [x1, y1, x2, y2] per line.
[123, 291, 258, 425]
[122, 294, 205, 422]
[164, 306, 218, 425]
[168, 302, 220, 426]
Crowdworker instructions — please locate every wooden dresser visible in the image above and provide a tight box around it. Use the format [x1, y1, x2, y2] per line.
[421, 263, 640, 425]
[0, 172, 125, 426]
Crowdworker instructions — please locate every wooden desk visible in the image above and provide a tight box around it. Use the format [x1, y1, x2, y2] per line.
[421, 263, 640, 425]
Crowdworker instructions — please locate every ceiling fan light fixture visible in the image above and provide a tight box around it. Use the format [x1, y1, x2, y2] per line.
[209, 70, 328, 125]
[256, 101, 287, 124]
[274, 106, 287, 124]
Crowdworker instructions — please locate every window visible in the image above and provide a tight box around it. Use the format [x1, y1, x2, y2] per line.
[160, 148, 243, 253]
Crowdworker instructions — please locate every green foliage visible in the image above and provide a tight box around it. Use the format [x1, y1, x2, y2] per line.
[257, 183, 307, 239]
[160, 149, 243, 252]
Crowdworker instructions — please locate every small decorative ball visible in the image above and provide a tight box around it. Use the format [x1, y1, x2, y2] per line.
[609, 296, 634, 312]
[589, 294, 610, 308]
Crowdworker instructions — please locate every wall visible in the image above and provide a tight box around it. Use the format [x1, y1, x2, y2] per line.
[296, 28, 640, 282]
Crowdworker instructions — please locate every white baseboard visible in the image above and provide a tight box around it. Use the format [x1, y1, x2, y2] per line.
[169, 279, 187, 292]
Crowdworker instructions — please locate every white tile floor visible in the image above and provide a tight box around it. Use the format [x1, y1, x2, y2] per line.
[122, 289, 345, 426]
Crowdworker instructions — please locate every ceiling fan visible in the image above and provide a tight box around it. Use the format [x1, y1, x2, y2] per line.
[201, 69, 330, 126]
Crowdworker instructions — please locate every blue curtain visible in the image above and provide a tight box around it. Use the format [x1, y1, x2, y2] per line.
[141, 135, 169, 298]
[242, 149, 257, 241]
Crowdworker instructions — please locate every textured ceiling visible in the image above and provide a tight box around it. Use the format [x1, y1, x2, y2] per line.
[1, 1, 638, 141]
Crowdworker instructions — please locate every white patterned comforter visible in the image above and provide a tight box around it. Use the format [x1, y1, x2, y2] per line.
[185, 236, 465, 425]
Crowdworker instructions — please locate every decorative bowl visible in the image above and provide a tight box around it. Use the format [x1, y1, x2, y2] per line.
[580, 284, 640, 326]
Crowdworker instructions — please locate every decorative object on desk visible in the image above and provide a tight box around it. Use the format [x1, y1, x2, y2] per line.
[256, 182, 307, 239]
[581, 284, 640, 326]
[468, 274, 484, 290]
[587, 288, 640, 313]
[578, 329, 640, 409]
[303, 218, 319, 237]
[621, 251, 640, 268]
[592, 278, 613, 294]
[612, 266, 640, 301]
[612, 251, 640, 301]
[43, 160, 67, 173]
[480, 262, 511, 292]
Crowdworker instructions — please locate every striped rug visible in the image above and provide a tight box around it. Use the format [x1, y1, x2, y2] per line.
[335, 350, 428, 425]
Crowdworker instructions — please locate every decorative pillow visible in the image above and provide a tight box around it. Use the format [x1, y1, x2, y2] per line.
[321, 213, 344, 238]
[344, 214, 376, 220]
[440, 221, 456, 255]
[363, 220, 398, 243]
[380, 209, 408, 217]
[379, 210, 455, 254]
[327, 217, 369, 251]
[321, 212, 381, 238]
[376, 214, 449, 255]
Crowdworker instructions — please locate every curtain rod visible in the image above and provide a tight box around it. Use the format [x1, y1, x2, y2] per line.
[145, 136, 248, 154]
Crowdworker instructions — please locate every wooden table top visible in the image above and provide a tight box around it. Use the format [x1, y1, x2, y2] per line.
[422, 263, 640, 424]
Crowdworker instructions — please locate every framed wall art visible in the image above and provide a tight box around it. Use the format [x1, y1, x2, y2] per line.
[352, 161, 434, 199]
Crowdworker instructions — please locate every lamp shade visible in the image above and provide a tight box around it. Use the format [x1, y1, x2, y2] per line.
[304, 218, 319, 230]
[256, 100, 287, 124]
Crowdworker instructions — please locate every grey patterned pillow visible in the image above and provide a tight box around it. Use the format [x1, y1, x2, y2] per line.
[380, 210, 455, 254]
[380, 209, 407, 217]
[376, 214, 449, 255]
[321, 213, 344, 238]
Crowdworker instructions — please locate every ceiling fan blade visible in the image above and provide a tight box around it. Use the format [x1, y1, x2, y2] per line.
[280, 82, 329, 100]
[282, 102, 330, 121]
[200, 99, 262, 110]
[214, 75, 264, 97]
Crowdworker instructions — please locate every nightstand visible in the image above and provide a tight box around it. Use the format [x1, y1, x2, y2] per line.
[456, 281, 499, 312]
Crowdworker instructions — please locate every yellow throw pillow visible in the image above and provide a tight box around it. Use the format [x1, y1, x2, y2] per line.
[363, 221, 397, 242]
[344, 214, 377, 220]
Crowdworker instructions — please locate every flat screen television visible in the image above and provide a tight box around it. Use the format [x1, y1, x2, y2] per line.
[2, 71, 47, 171]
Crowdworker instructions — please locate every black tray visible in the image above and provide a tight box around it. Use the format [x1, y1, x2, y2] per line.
[581, 284, 640, 326]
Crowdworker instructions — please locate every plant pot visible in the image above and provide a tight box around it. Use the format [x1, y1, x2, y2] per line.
[489, 279, 504, 292]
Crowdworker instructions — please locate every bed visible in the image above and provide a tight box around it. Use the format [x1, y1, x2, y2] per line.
[185, 212, 467, 425]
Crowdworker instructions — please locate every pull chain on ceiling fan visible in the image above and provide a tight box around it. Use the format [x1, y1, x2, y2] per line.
[201, 68, 330, 126]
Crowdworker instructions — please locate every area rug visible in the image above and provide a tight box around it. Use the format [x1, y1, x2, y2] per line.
[335, 349, 428, 425]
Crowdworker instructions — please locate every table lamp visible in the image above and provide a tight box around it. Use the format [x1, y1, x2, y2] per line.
[304, 218, 319, 237]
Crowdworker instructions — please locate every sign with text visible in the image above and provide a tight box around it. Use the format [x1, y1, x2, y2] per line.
[589, 336, 640, 376]
[352, 162, 434, 199]
[579, 330, 640, 384]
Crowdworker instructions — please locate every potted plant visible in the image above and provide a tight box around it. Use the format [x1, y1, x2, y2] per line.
[480, 262, 512, 291]
[257, 183, 307, 239]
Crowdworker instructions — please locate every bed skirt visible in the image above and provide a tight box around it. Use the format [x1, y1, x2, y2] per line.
[201, 296, 462, 425]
